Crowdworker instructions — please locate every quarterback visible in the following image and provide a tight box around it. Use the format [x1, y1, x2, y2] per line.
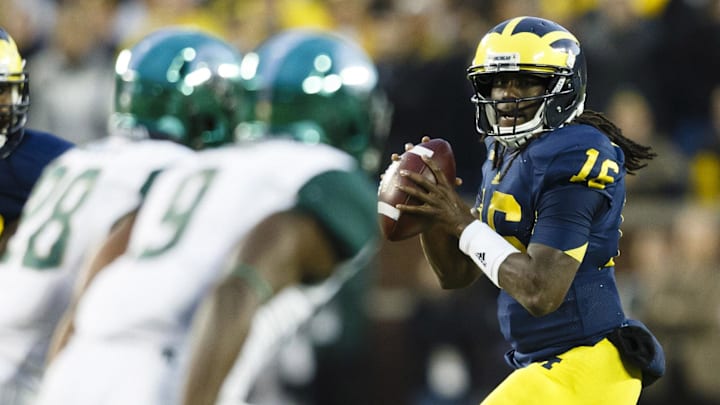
[393, 16, 664, 404]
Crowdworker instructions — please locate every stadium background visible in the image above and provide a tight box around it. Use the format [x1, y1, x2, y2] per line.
[2, 0, 719, 403]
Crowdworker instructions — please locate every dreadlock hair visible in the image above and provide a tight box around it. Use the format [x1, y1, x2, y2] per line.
[572, 109, 656, 175]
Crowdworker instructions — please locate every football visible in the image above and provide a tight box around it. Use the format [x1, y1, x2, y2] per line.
[377, 138, 456, 241]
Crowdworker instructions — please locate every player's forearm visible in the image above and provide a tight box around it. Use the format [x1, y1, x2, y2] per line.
[45, 310, 75, 365]
[420, 225, 480, 289]
[496, 243, 579, 317]
[181, 280, 257, 405]
[181, 336, 229, 405]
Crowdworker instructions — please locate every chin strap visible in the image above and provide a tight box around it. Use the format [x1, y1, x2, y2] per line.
[489, 100, 547, 148]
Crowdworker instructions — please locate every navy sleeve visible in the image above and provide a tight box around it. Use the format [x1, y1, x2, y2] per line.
[0, 130, 74, 222]
[527, 125, 623, 254]
[531, 184, 607, 252]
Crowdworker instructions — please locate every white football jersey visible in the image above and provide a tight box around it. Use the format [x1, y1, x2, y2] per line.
[36, 139, 359, 405]
[75, 139, 356, 340]
[0, 138, 192, 385]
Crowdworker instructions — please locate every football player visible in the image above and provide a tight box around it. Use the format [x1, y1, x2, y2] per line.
[0, 27, 74, 255]
[0, 27, 245, 405]
[31, 29, 380, 405]
[182, 29, 388, 405]
[390, 16, 665, 404]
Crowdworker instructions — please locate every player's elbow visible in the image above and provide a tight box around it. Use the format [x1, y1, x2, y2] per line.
[524, 300, 560, 317]
[514, 276, 565, 316]
[522, 291, 564, 317]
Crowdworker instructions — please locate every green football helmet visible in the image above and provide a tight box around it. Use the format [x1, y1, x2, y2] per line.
[111, 27, 246, 149]
[238, 29, 390, 172]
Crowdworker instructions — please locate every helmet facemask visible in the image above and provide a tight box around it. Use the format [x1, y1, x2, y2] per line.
[466, 17, 587, 148]
[0, 32, 30, 158]
[469, 71, 582, 148]
[0, 79, 29, 136]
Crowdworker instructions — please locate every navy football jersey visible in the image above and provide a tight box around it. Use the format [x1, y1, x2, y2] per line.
[475, 124, 627, 367]
[0, 129, 74, 234]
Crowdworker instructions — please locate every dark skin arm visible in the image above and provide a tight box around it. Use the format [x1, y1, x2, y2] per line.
[180, 210, 339, 405]
[386, 140, 478, 289]
[45, 210, 138, 363]
[396, 137, 581, 317]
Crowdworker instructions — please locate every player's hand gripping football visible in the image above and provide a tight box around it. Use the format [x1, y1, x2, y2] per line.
[394, 136, 475, 238]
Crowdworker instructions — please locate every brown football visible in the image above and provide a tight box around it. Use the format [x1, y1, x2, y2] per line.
[377, 138, 456, 241]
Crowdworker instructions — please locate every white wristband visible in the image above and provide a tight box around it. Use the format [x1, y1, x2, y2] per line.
[458, 220, 519, 288]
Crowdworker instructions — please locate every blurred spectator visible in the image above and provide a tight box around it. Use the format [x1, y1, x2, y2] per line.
[572, 0, 662, 113]
[490, 0, 541, 22]
[688, 85, 720, 205]
[538, 0, 596, 26]
[275, 0, 334, 30]
[407, 270, 508, 405]
[324, 0, 378, 56]
[635, 204, 720, 405]
[365, 235, 507, 405]
[209, 0, 275, 52]
[118, 0, 227, 48]
[8, 1, 720, 403]
[374, 0, 489, 196]
[652, 0, 720, 157]
[365, 237, 428, 405]
[606, 87, 688, 199]
[0, 0, 54, 61]
[26, 0, 120, 145]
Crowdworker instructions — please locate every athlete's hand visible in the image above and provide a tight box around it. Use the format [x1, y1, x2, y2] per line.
[395, 136, 472, 238]
[390, 136, 463, 184]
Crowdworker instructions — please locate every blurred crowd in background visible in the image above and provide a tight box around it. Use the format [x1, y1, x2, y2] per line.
[2, 0, 719, 404]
